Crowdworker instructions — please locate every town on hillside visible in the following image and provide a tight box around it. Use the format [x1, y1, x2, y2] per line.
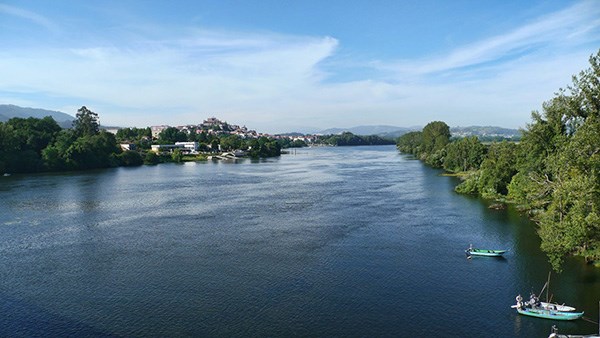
[105, 117, 319, 154]
[106, 116, 396, 155]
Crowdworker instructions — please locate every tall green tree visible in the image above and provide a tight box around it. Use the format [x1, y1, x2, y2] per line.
[420, 121, 450, 167]
[73, 106, 100, 137]
[421, 121, 450, 155]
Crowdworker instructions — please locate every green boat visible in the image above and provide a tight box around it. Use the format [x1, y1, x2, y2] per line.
[513, 295, 584, 321]
[516, 307, 584, 321]
[465, 245, 507, 257]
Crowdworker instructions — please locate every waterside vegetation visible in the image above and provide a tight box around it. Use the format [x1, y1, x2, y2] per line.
[0, 107, 286, 174]
[315, 132, 395, 146]
[397, 49, 600, 272]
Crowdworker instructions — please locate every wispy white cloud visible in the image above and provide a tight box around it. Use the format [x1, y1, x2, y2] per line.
[0, 30, 338, 127]
[382, 1, 600, 76]
[0, 4, 58, 32]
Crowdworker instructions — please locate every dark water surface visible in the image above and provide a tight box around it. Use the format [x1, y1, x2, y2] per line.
[1, 145, 599, 337]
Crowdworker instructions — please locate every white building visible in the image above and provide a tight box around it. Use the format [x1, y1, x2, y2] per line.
[175, 142, 199, 151]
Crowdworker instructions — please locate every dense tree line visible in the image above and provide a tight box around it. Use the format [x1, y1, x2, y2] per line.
[396, 121, 452, 167]
[209, 134, 282, 158]
[317, 132, 395, 146]
[1, 106, 126, 173]
[1, 107, 287, 173]
[115, 127, 152, 150]
[276, 137, 307, 149]
[397, 50, 600, 271]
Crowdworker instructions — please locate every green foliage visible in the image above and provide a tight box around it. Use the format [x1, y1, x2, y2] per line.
[421, 121, 450, 155]
[42, 130, 77, 171]
[6, 150, 44, 173]
[424, 148, 446, 168]
[246, 137, 281, 158]
[318, 132, 394, 146]
[116, 127, 152, 149]
[0, 108, 129, 173]
[210, 139, 220, 152]
[116, 127, 151, 141]
[443, 136, 486, 172]
[72, 106, 100, 137]
[171, 148, 183, 163]
[455, 171, 481, 195]
[220, 134, 243, 151]
[521, 51, 600, 270]
[396, 131, 422, 155]
[0, 122, 17, 173]
[537, 170, 599, 271]
[190, 131, 217, 144]
[507, 171, 552, 211]
[397, 122, 450, 168]
[144, 151, 160, 165]
[277, 138, 307, 148]
[0, 116, 62, 173]
[118, 150, 143, 166]
[157, 127, 188, 144]
[7, 116, 62, 154]
[62, 131, 120, 170]
[477, 142, 518, 197]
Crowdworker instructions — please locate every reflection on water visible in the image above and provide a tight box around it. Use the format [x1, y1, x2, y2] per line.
[0, 145, 598, 337]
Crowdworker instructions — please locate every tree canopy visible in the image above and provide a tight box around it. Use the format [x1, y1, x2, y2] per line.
[72, 106, 100, 137]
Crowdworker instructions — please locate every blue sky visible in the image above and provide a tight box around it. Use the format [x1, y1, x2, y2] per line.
[1, 0, 599, 133]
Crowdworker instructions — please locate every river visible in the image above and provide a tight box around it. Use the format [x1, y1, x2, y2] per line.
[0, 145, 598, 337]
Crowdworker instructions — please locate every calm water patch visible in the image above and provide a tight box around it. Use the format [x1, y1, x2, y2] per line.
[0, 145, 598, 337]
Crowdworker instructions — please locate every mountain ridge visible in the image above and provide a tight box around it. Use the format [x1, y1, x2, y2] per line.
[0, 104, 74, 128]
[314, 124, 521, 139]
[0, 104, 521, 139]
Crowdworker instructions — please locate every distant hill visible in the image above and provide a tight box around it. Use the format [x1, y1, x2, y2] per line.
[0, 104, 74, 128]
[311, 124, 521, 141]
[318, 125, 417, 138]
[450, 126, 521, 139]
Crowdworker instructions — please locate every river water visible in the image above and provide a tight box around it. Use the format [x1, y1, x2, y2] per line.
[0, 145, 598, 337]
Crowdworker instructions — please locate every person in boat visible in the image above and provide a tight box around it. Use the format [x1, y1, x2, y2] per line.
[529, 293, 541, 308]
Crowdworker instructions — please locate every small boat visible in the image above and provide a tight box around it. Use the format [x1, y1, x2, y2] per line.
[513, 295, 583, 321]
[517, 307, 584, 321]
[465, 244, 507, 257]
